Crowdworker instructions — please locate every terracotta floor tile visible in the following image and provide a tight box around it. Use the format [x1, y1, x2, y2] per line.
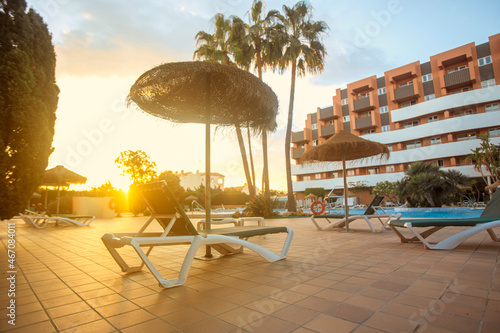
[242, 315, 300, 333]
[345, 295, 387, 312]
[161, 308, 210, 328]
[95, 300, 140, 317]
[427, 311, 480, 333]
[52, 309, 102, 331]
[325, 303, 374, 323]
[314, 289, 353, 302]
[59, 319, 116, 333]
[304, 314, 359, 333]
[271, 304, 320, 325]
[120, 318, 176, 333]
[107, 308, 155, 329]
[217, 306, 265, 327]
[295, 295, 338, 312]
[363, 312, 418, 332]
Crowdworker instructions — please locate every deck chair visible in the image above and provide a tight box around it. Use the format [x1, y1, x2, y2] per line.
[101, 181, 293, 288]
[311, 194, 402, 232]
[20, 204, 94, 228]
[389, 190, 500, 250]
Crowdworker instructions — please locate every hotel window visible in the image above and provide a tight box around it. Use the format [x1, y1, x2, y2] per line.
[490, 128, 500, 137]
[347, 170, 355, 176]
[428, 115, 438, 122]
[363, 129, 375, 135]
[400, 80, 413, 87]
[343, 115, 350, 122]
[482, 79, 495, 88]
[401, 100, 417, 108]
[425, 94, 435, 101]
[359, 111, 371, 118]
[387, 144, 392, 151]
[431, 160, 444, 167]
[358, 92, 369, 99]
[379, 106, 389, 114]
[457, 133, 476, 141]
[292, 175, 298, 182]
[312, 140, 318, 146]
[382, 125, 390, 132]
[367, 167, 379, 175]
[422, 73, 433, 82]
[478, 56, 492, 66]
[486, 103, 499, 112]
[453, 109, 474, 117]
[404, 120, 419, 128]
[341, 98, 348, 105]
[448, 65, 467, 74]
[378, 87, 386, 95]
[315, 174, 322, 180]
[406, 141, 421, 149]
[430, 137, 441, 145]
[332, 171, 340, 178]
[329, 120, 335, 125]
[386, 165, 395, 172]
[312, 123, 318, 129]
[303, 175, 311, 181]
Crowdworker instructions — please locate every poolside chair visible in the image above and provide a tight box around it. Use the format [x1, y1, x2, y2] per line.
[389, 190, 500, 250]
[20, 204, 94, 228]
[310, 194, 402, 232]
[101, 181, 293, 288]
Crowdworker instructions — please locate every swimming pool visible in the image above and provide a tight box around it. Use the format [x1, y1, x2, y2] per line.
[295, 207, 484, 219]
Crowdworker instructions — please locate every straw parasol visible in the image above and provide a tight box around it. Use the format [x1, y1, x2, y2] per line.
[128, 61, 278, 257]
[300, 130, 390, 231]
[42, 165, 87, 214]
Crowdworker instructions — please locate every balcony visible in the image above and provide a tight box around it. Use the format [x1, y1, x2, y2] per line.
[319, 106, 336, 120]
[393, 84, 419, 102]
[320, 124, 335, 137]
[355, 115, 375, 130]
[291, 131, 308, 143]
[292, 147, 304, 159]
[444, 68, 473, 89]
[353, 97, 375, 112]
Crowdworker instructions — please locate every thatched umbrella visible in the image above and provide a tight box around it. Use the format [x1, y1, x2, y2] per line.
[300, 130, 389, 231]
[42, 165, 87, 214]
[128, 61, 278, 256]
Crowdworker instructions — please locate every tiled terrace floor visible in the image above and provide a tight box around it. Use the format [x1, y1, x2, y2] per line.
[1, 215, 499, 332]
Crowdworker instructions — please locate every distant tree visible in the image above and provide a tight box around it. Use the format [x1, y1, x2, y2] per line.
[157, 170, 185, 201]
[373, 181, 399, 203]
[115, 150, 157, 215]
[0, 0, 59, 220]
[466, 134, 500, 184]
[397, 162, 469, 207]
[304, 187, 324, 198]
[115, 150, 157, 184]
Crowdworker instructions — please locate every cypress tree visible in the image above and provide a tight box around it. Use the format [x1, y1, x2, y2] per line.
[0, 0, 59, 219]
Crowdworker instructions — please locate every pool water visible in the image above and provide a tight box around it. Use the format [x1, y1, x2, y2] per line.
[296, 207, 484, 219]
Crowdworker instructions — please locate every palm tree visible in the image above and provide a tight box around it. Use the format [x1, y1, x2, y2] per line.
[269, 1, 328, 211]
[234, 0, 278, 199]
[194, 13, 256, 198]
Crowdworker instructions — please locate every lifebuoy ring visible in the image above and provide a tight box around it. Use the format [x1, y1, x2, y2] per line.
[109, 198, 116, 210]
[310, 200, 325, 215]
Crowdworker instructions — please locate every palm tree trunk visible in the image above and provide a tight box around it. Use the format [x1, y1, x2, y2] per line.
[257, 61, 271, 199]
[247, 126, 256, 193]
[235, 125, 256, 198]
[285, 61, 297, 212]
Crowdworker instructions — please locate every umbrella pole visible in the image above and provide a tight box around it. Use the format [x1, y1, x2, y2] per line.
[342, 146, 350, 232]
[56, 186, 61, 215]
[204, 121, 213, 258]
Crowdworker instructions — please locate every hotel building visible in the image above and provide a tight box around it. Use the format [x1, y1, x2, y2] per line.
[291, 34, 500, 201]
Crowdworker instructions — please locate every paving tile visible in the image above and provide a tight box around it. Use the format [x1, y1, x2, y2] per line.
[271, 304, 321, 325]
[303, 314, 359, 333]
[325, 303, 374, 323]
[107, 308, 155, 329]
[242, 315, 300, 333]
[363, 312, 419, 332]
[120, 318, 176, 332]
[52, 309, 102, 331]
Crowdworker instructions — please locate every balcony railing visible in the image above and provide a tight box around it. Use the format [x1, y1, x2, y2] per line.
[353, 97, 374, 112]
[320, 124, 335, 137]
[292, 147, 305, 159]
[393, 84, 418, 102]
[291, 131, 307, 143]
[319, 107, 335, 120]
[355, 115, 374, 130]
[444, 67, 472, 89]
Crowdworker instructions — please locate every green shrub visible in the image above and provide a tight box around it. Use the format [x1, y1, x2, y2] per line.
[244, 194, 278, 217]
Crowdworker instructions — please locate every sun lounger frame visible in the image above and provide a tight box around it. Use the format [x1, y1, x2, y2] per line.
[102, 181, 293, 288]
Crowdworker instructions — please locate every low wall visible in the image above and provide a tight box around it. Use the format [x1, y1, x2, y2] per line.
[73, 197, 115, 218]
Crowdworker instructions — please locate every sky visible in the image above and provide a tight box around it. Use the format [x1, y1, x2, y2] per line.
[28, 0, 500, 191]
